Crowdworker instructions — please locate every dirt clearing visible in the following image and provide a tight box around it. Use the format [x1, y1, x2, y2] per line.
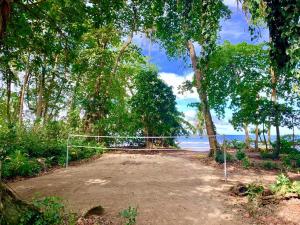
[10, 151, 281, 225]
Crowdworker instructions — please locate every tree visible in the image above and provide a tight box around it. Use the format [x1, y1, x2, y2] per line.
[239, 0, 299, 158]
[130, 68, 187, 146]
[204, 42, 270, 149]
[151, 0, 230, 156]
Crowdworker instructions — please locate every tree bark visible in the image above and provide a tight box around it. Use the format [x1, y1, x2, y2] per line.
[5, 67, 12, 125]
[18, 55, 31, 126]
[270, 67, 280, 158]
[187, 40, 218, 156]
[255, 125, 259, 150]
[36, 65, 46, 121]
[244, 123, 250, 149]
[0, 183, 41, 225]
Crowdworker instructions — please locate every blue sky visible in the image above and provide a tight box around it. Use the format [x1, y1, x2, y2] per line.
[133, 0, 298, 135]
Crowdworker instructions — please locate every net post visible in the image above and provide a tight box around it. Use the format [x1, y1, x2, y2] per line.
[223, 134, 227, 182]
[66, 134, 70, 168]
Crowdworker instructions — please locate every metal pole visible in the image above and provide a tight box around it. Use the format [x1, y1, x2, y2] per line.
[223, 134, 227, 182]
[66, 134, 70, 168]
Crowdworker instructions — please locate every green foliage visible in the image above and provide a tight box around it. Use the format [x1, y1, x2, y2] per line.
[130, 68, 188, 139]
[67, 140, 104, 163]
[215, 150, 234, 164]
[270, 174, 300, 196]
[230, 140, 247, 150]
[2, 151, 41, 178]
[235, 149, 246, 160]
[260, 151, 274, 160]
[282, 153, 300, 169]
[261, 161, 278, 170]
[0, 126, 104, 179]
[119, 206, 138, 225]
[20, 197, 75, 225]
[246, 183, 264, 201]
[242, 156, 251, 169]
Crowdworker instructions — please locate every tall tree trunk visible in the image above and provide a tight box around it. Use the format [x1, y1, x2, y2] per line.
[262, 123, 268, 150]
[255, 125, 259, 150]
[36, 66, 46, 121]
[270, 67, 280, 158]
[187, 40, 218, 156]
[267, 125, 271, 146]
[18, 56, 30, 126]
[244, 123, 250, 149]
[6, 68, 11, 125]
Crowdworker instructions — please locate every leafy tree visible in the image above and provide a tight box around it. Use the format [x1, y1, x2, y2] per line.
[130, 68, 187, 145]
[238, 0, 299, 158]
[150, 0, 230, 156]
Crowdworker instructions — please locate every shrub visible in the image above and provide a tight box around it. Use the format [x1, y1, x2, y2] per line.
[215, 150, 234, 164]
[260, 151, 274, 159]
[270, 174, 300, 196]
[282, 153, 300, 168]
[20, 196, 75, 225]
[230, 139, 246, 150]
[120, 206, 138, 225]
[242, 156, 251, 169]
[246, 183, 264, 201]
[235, 149, 246, 160]
[261, 161, 278, 170]
[2, 151, 42, 179]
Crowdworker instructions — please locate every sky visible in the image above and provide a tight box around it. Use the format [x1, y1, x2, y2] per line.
[133, 0, 298, 135]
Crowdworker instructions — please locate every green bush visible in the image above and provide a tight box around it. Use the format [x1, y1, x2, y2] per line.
[261, 161, 278, 170]
[270, 174, 300, 196]
[246, 183, 264, 201]
[20, 196, 75, 225]
[242, 156, 251, 169]
[260, 151, 274, 159]
[215, 150, 234, 164]
[272, 137, 298, 154]
[282, 153, 300, 168]
[235, 149, 246, 160]
[2, 151, 42, 178]
[120, 206, 138, 225]
[230, 139, 246, 150]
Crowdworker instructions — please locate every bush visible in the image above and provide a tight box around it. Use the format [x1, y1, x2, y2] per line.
[120, 206, 138, 225]
[215, 150, 234, 164]
[235, 149, 246, 160]
[260, 151, 274, 159]
[230, 139, 246, 150]
[20, 196, 75, 225]
[2, 151, 42, 179]
[261, 161, 278, 170]
[272, 137, 298, 154]
[68, 140, 104, 162]
[282, 153, 300, 168]
[270, 174, 300, 196]
[242, 156, 251, 169]
[246, 183, 264, 201]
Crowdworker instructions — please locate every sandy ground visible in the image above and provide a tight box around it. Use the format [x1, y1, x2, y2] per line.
[10, 151, 283, 225]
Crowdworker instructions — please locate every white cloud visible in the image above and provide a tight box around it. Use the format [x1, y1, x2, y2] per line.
[158, 72, 199, 100]
[223, 0, 239, 8]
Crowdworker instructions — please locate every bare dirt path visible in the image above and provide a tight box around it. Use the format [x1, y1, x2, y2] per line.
[10, 151, 278, 225]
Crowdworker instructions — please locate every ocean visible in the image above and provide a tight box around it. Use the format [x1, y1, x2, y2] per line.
[176, 135, 299, 151]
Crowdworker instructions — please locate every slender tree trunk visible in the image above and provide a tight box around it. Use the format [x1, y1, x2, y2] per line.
[18, 58, 30, 126]
[255, 125, 259, 150]
[187, 40, 218, 156]
[5, 67, 12, 125]
[270, 67, 280, 158]
[262, 123, 268, 150]
[267, 125, 271, 147]
[244, 123, 250, 149]
[36, 66, 46, 121]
